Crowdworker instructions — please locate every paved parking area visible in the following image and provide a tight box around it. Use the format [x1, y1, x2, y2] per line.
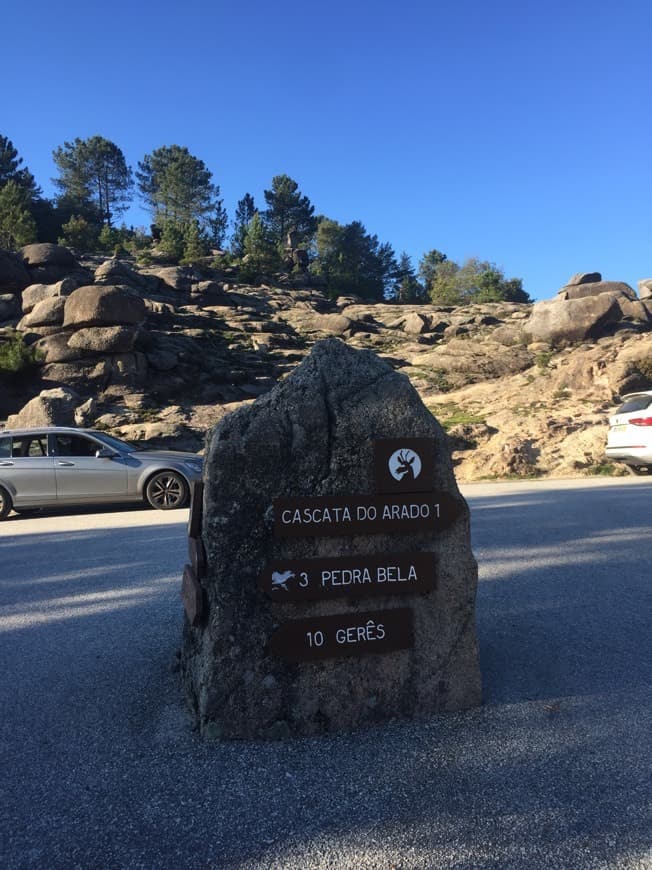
[1, 480, 650, 868]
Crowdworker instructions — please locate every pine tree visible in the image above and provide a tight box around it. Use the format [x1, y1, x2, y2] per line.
[0, 181, 37, 248]
[207, 196, 228, 249]
[393, 253, 424, 303]
[136, 145, 216, 226]
[263, 175, 317, 249]
[57, 214, 99, 252]
[312, 218, 397, 300]
[52, 136, 133, 227]
[0, 135, 40, 199]
[181, 220, 208, 265]
[232, 193, 256, 256]
[418, 249, 448, 294]
[241, 212, 277, 275]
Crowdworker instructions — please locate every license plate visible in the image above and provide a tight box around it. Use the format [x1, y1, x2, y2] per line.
[612, 424, 627, 432]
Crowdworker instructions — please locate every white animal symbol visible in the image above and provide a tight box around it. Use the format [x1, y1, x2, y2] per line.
[271, 570, 295, 591]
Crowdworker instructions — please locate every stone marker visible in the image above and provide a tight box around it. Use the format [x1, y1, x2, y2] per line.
[180, 338, 481, 739]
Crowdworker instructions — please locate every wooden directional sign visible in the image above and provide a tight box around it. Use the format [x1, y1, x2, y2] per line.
[261, 552, 435, 601]
[181, 564, 204, 626]
[188, 536, 207, 578]
[187, 480, 204, 539]
[268, 608, 413, 662]
[373, 438, 435, 493]
[273, 491, 463, 538]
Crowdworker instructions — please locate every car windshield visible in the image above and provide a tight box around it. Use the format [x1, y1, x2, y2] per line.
[92, 432, 142, 452]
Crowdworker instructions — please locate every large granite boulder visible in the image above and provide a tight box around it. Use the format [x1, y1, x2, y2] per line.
[19, 243, 80, 284]
[140, 265, 193, 294]
[21, 278, 78, 314]
[34, 331, 83, 364]
[94, 258, 161, 294]
[0, 250, 30, 293]
[559, 280, 637, 301]
[0, 294, 20, 322]
[525, 294, 622, 345]
[18, 296, 67, 329]
[63, 285, 147, 328]
[6, 387, 80, 428]
[67, 325, 138, 354]
[638, 279, 652, 300]
[564, 271, 602, 286]
[19, 243, 77, 268]
[181, 338, 481, 739]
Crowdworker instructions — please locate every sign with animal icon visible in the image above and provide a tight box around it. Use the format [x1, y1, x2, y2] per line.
[260, 552, 435, 601]
[268, 608, 413, 662]
[373, 438, 435, 493]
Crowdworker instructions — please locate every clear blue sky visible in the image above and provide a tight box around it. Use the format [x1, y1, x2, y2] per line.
[3, 0, 651, 300]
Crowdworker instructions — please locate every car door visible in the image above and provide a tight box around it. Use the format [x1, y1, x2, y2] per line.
[0, 433, 57, 506]
[52, 432, 128, 502]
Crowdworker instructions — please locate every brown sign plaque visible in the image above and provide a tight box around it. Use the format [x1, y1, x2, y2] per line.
[268, 608, 413, 662]
[373, 438, 435, 493]
[261, 552, 435, 601]
[273, 491, 463, 538]
[181, 564, 204, 626]
[187, 480, 204, 539]
[188, 536, 207, 578]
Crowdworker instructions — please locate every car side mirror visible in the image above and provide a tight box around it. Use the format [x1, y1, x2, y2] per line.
[95, 447, 116, 459]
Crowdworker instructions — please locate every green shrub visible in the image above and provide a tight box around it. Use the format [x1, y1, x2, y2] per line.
[0, 331, 43, 377]
[58, 215, 99, 252]
[535, 351, 554, 370]
[585, 462, 621, 477]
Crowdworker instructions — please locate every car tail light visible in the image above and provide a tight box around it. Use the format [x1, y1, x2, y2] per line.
[629, 417, 652, 426]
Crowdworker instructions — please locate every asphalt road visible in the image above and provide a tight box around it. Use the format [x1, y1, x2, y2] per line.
[1, 478, 650, 869]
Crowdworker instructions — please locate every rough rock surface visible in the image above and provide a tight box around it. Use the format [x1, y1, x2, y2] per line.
[6, 387, 80, 428]
[0, 294, 20, 321]
[525, 294, 622, 344]
[638, 279, 652, 299]
[564, 271, 602, 286]
[181, 339, 481, 738]
[63, 285, 147, 328]
[19, 243, 77, 268]
[18, 295, 67, 329]
[0, 251, 30, 294]
[559, 280, 637, 301]
[2, 250, 652, 481]
[21, 278, 79, 315]
[67, 325, 138, 354]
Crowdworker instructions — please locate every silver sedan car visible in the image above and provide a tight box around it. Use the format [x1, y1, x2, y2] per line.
[0, 426, 203, 520]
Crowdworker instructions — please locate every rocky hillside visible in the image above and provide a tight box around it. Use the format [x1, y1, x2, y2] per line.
[2, 244, 651, 482]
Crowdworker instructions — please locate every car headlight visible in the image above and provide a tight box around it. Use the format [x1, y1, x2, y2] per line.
[184, 459, 203, 473]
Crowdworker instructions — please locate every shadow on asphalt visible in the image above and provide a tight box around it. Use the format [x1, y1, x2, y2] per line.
[468, 483, 651, 706]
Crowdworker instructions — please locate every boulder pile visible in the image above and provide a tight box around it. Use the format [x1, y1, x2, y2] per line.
[2, 252, 652, 480]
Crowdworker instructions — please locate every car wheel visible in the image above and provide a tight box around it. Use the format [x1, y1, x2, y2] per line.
[0, 486, 13, 521]
[629, 465, 650, 476]
[145, 471, 189, 510]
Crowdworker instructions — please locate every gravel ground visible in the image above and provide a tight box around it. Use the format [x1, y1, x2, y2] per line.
[0, 479, 650, 869]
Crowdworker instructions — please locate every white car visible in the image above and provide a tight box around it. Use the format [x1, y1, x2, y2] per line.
[605, 391, 652, 473]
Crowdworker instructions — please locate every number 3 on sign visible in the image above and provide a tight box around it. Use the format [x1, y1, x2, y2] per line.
[306, 630, 324, 648]
[299, 572, 309, 588]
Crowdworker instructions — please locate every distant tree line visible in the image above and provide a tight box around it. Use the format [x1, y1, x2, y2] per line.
[0, 133, 530, 304]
